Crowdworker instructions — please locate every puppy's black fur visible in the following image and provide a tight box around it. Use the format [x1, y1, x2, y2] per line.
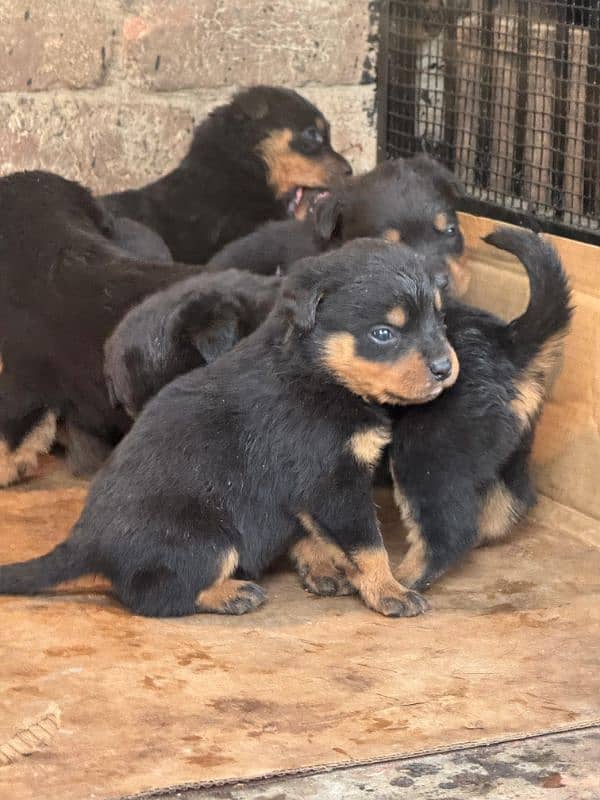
[205, 215, 327, 277]
[0, 240, 458, 618]
[105, 206, 331, 417]
[102, 86, 352, 265]
[387, 228, 572, 591]
[0, 171, 271, 485]
[205, 155, 467, 294]
[106, 156, 466, 417]
[109, 217, 173, 263]
[105, 270, 280, 418]
[329, 155, 468, 296]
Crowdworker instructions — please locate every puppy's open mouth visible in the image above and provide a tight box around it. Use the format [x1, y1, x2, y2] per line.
[287, 187, 330, 219]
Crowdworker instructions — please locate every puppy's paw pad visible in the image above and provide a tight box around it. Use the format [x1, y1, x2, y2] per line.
[380, 589, 429, 618]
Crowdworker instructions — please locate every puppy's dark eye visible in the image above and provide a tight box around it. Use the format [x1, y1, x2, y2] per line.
[370, 326, 396, 343]
[433, 212, 458, 236]
[302, 126, 324, 145]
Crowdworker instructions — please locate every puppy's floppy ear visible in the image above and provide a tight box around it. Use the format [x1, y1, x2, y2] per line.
[176, 293, 243, 363]
[190, 315, 240, 364]
[281, 260, 328, 333]
[235, 90, 270, 121]
[410, 154, 464, 199]
[312, 195, 344, 243]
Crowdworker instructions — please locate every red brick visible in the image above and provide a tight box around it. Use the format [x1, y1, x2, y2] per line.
[0, 2, 119, 91]
[121, 0, 371, 90]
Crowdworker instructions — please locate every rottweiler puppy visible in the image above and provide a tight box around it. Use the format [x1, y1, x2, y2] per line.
[0, 171, 275, 486]
[328, 155, 468, 296]
[387, 228, 572, 591]
[205, 155, 467, 295]
[106, 155, 466, 417]
[105, 270, 280, 419]
[0, 240, 458, 618]
[105, 212, 330, 418]
[101, 85, 352, 265]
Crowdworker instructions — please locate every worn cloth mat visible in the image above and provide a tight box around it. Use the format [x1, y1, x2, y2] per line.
[1, 456, 599, 800]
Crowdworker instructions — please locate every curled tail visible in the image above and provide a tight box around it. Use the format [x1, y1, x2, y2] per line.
[0, 538, 90, 596]
[484, 227, 573, 371]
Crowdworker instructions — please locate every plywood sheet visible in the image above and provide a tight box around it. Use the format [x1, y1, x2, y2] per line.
[1, 459, 598, 800]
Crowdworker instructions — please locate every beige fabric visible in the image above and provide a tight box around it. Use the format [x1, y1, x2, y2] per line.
[0, 456, 599, 800]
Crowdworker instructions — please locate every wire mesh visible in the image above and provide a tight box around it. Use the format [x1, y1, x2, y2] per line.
[379, 0, 600, 238]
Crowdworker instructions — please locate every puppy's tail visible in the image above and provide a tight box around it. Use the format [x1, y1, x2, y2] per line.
[0, 537, 91, 596]
[483, 227, 573, 371]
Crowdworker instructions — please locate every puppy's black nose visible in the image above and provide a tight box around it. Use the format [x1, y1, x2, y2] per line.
[429, 356, 452, 380]
[435, 272, 449, 290]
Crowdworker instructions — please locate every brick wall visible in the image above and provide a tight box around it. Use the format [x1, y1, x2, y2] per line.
[0, 1, 379, 194]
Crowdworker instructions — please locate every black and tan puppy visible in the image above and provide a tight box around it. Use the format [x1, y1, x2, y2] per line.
[387, 228, 572, 591]
[105, 205, 330, 418]
[328, 155, 468, 296]
[0, 240, 458, 618]
[105, 270, 280, 419]
[0, 171, 276, 486]
[205, 155, 467, 294]
[101, 85, 352, 265]
[106, 155, 466, 417]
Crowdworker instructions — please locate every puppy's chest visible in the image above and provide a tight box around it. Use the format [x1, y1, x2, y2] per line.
[345, 422, 392, 471]
[297, 413, 392, 474]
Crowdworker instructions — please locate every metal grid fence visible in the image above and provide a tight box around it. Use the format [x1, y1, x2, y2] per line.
[377, 0, 600, 241]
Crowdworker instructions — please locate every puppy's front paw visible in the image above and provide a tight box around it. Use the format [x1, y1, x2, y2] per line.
[361, 578, 429, 618]
[351, 548, 430, 617]
[291, 534, 356, 597]
[302, 570, 356, 597]
[223, 582, 268, 615]
[395, 559, 442, 593]
[378, 588, 429, 617]
[394, 541, 431, 590]
[197, 580, 267, 615]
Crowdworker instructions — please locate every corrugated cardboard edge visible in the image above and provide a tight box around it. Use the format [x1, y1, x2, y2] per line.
[122, 719, 600, 799]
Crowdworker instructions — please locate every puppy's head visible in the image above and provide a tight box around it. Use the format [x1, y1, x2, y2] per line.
[309, 156, 469, 296]
[281, 240, 459, 405]
[104, 272, 280, 418]
[229, 86, 352, 214]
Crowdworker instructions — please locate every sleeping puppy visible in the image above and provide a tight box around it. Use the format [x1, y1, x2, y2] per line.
[106, 155, 466, 417]
[101, 85, 352, 265]
[0, 240, 458, 618]
[105, 270, 280, 419]
[0, 171, 273, 486]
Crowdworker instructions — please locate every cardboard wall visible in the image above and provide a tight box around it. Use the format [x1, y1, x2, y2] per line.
[460, 213, 600, 521]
